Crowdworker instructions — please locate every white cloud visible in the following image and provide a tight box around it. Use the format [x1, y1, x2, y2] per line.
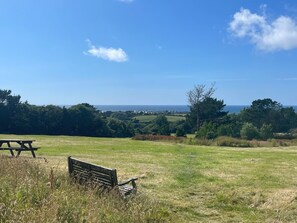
[229, 7, 297, 51]
[85, 40, 128, 62]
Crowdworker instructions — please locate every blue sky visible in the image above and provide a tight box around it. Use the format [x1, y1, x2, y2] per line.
[1, 0, 297, 105]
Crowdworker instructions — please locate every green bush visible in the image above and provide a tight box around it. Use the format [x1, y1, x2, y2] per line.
[176, 127, 186, 137]
[260, 123, 273, 140]
[196, 122, 217, 139]
[216, 136, 253, 147]
[217, 123, 240, 138]
[240, 123, 259, 140]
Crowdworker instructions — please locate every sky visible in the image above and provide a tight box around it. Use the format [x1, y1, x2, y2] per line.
[1, 0, 297, 106]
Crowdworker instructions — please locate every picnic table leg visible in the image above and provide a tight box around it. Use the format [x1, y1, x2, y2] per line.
[9, 149, 15, 157]
[16, 150, 21, 157]
[7, 142, 15, 157]
[31, 150, 36, 158]
[27, 143, 36, 158]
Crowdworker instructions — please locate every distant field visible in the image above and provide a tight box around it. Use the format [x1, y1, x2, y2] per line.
[1, 134, 297, 222]
[134, 115, 186, 123]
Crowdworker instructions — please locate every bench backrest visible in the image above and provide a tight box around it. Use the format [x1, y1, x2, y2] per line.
[68, 157, 118, 187]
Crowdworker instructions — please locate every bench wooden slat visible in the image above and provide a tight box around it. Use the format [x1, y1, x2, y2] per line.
[72, 171, 114, 185]
[72, 165, 115, 182]
[68, 156, 137, 197]
[72, 168, 115, 187]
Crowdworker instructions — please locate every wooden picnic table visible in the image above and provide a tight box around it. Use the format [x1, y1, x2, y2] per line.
[0, 139, 39, 158]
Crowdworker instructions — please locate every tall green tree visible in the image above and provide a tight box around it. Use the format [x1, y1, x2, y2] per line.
[187, 84, 215, 131]
[148, 115, 170, 135]
[187, 84, 227, 133]
[0, 90, 21, 133]
[68, 103, 107, 136]
[240, 98, 297, 132]
[107, 118, 135, 137]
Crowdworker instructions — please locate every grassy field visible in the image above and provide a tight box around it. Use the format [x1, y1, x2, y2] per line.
[1, 134, 297, 222]
[134, 115, 186, 123]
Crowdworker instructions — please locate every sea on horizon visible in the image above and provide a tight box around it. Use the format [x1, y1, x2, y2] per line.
[95, 105, 246, 113]
[95, 105, 297, 113]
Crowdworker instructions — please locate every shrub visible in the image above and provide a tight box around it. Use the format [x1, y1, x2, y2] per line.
[216, 136, 253, 147]
[132, 134, 185, 143]
[196, 122, 217, 140]
[240, 123, 259, 140]
[176, 127, 186, 137]
[268, 139, 289, 147]
[217, 123, 241, 138]
[259, 123, 273, 140]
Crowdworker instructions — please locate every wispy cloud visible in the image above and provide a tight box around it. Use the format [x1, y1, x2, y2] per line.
[229, 6, 297, 52]
[84, 39, 128, 62]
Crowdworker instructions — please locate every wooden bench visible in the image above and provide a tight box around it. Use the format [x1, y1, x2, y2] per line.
[68, 157, 138, 198]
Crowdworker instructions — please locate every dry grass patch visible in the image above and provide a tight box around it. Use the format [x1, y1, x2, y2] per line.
[261, 189, 297, 210]
[0, 155, 175, 223]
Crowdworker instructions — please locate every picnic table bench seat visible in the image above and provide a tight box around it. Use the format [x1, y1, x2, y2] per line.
[0, 147, 39, 151]
[68, 156, 138, 198]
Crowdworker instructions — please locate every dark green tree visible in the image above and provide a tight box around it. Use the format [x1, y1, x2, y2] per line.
[40, 105, 64, 135]
[240, 98, 297, 132]
[260, 123, 273, 140]
[0, 90, 22, 133]
[68, 103, 106, 136]
[149, 115, 170, 135]
[107, 118, 135, 137]
[196, 122, 217, 139]
[187, 84, 215, 131]
[187, 84, 228, 133]
[217, 114, 242, 138]
[240, 123, 259, 140]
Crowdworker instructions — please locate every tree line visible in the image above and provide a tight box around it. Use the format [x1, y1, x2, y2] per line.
[0, 90, 134, 137]
[182, 84, 297, 140]
[1, 88, 297, 140]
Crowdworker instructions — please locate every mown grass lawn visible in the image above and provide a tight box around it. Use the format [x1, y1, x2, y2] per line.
[1, 134, 297, 222]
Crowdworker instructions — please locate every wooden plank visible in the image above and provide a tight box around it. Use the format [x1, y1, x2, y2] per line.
[91, 178, 113, 186]
[90, 164, 115, 174]
[69, 157, 116, 185]
[71, 158, 115, 174]
[90, 171, 113, 181]
[68, 156, 74, 175]
[0, 140, 34, 143]
[68, 157, 136, 197]
[14, 148, 38, 151]
[0, 148, 13, 150]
